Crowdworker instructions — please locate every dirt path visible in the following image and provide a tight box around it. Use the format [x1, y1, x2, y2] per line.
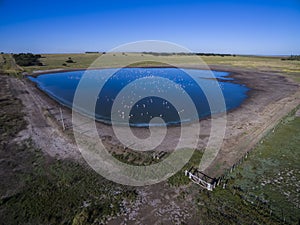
[8, 77, 81, 161]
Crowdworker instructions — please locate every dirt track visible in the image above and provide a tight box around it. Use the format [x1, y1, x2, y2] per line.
[8, 76, 81, 161]
[9, 66, 300, 179]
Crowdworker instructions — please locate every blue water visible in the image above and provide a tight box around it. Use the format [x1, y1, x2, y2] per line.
[29, 68, 249, 127]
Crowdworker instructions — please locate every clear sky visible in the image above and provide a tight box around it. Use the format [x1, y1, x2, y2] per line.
[0, 0, 299, 55]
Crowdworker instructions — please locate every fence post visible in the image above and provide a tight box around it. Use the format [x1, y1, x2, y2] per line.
[59, 107, 65, 131]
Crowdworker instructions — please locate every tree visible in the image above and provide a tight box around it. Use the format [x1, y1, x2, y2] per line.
[13, 53, 42, 66]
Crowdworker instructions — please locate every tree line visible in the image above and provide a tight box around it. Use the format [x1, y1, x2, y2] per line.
[141, 52, 236, 57]
[281, 55, 300, 61]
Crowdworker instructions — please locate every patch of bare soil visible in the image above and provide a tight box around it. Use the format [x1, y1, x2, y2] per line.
[7, 77, 81, 161]
[107, 183, 201, 225]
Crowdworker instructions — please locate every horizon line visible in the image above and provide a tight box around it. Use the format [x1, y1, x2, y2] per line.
[1, 51, 296, 57]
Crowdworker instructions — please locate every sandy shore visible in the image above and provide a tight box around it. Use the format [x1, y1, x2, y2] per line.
[15, 65, 300, 178]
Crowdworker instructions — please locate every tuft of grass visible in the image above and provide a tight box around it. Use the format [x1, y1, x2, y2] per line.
[0, 140, 137, 225]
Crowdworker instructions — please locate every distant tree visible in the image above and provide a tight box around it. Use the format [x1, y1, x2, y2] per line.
[282, 55, 300, 61]
[13, 53, 42, 66]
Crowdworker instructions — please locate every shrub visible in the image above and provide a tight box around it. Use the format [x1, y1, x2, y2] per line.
[65, 57, 75, 63]
[13, 53, 42, 66]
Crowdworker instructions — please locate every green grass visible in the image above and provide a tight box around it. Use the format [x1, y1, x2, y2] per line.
[112, 150, 163, 166]
[190, 108, 300, 224]
[224, 110, 300, 223]
[0, 54, 24, 78]
[0, 141, 137, 225]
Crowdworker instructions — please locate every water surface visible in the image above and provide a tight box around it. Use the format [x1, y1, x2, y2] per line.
[29, 68, 249, 127]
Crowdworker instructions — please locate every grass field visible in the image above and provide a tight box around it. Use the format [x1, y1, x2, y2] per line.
[1, 52, 299, 82]
[207, 109, 300, 224]
[36, 53, 300, 82]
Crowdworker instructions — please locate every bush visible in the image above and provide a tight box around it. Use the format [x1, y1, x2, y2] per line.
[65, 57, 75, 63]
[13, 53, 42, 66]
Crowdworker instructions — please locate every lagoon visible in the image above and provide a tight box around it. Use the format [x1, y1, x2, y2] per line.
[29, 68, 249, 127]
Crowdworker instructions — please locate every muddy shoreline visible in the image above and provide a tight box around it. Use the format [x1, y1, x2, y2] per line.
[20, 65, 300, 178]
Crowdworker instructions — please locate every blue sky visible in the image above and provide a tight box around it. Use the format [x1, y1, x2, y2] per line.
[0, 0, 299, 55]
